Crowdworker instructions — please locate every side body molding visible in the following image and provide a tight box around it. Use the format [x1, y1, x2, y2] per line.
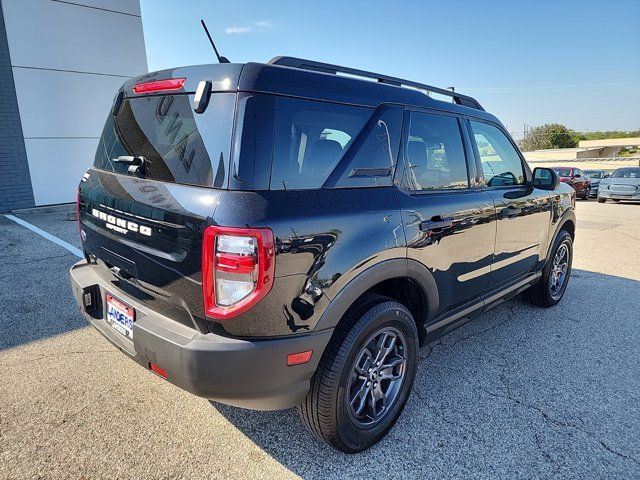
[314, 258, 439, 332]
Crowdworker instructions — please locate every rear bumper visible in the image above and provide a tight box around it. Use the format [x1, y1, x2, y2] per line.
[70, 260, 333, 410]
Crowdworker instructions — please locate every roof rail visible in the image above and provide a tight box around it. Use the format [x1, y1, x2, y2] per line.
[268, 56, 484, 111]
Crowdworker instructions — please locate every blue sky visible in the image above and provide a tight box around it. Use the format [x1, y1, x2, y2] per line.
[140, 0, 639, 139]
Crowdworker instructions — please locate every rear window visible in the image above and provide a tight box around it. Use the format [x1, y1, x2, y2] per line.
[585, 170, 602, 179]
[232, 95, 402, 190]
[94, 93, 235, 188]
[554, 168, 573, 177]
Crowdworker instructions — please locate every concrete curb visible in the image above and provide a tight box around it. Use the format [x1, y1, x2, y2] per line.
[12, 202, 75, 215]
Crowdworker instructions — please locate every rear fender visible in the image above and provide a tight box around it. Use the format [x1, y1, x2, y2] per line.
[314, 258, 439, 333]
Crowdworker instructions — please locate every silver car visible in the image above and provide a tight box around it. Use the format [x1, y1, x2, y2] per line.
[597, 167, 640, 203]
[584, 169, 610, 198]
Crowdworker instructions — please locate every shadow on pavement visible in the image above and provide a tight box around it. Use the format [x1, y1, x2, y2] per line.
[0, 215, 84, 350]
[213, 269, 640, 479]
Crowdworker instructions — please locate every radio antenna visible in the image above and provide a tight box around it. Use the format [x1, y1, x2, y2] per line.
[200, 19, 230, 63]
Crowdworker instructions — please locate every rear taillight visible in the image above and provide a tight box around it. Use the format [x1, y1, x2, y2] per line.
[132, 78, 186, 94]
[202, 226, 275, 319]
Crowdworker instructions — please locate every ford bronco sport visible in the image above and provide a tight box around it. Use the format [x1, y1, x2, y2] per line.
[70, 57, 575, 453]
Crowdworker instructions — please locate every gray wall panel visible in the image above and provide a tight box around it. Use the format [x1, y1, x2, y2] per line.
[51, 0, 142, 16]
[13, 68, 125, 138]
[2, 0, 147, 76]
[24, 138, 98, 205]
[1, 0, 147, 207]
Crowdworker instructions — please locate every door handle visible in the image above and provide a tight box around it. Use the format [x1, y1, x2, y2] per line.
[501, 206, 521, 218]
[420, 217, 453, 232]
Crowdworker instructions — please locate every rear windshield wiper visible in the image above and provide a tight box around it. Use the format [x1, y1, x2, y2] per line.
[114, 155, 146, 176]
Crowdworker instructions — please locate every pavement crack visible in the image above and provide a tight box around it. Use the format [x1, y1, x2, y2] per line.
[0, 252, 76, 265]
[56, 385, 120, 427]
[0, 349, 115, 368]
[420, 338, 443, 360]
[597, 440, 640, 468]
[614, 230, 640, 243]
[534, 432, 560, 474]
[481, 387, 640, 468]
[420, 312, 516, 361]
[412, 387, 480, 440]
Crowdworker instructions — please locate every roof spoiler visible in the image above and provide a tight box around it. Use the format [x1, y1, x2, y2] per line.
[268, 56, 483, 111]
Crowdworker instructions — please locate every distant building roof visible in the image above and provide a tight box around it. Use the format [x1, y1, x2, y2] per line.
[521, 147, 602, 161]
[578, 137, 640, 148]
[523, 148, 589, 153]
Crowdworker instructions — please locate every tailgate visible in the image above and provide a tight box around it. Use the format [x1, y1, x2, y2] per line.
[79, 170, 225, 331]
[78, 82, 237, 332]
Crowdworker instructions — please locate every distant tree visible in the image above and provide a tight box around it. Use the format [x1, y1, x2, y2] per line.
[575, 130, 640, 141]
[519, 124, 578, 151]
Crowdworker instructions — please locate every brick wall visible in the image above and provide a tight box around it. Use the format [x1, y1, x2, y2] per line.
[0, 1, 34, 212]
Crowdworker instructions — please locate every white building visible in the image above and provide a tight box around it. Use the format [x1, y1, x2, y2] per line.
[0, 0, 147, 211]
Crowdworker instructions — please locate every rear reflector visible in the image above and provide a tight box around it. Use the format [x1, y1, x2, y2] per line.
[133, 78, 186, 94]
[149, 362, 167, 379]
[287, 351, 313, 366]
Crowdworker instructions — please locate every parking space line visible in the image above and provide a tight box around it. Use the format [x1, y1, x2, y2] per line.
[4, 214, 83, 258]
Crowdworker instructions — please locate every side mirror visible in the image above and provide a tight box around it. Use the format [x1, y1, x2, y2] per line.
[604, 173, 610, 178]
[574, 173, 581, 178]
[532, 167, 560, 190]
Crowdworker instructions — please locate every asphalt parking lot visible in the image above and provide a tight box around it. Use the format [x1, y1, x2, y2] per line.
[1, 201, 639, 479]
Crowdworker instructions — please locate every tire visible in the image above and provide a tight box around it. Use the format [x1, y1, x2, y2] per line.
[298, 294, 418, 453]
[523, 230, 573, 307]
[597, 197, 606, 204]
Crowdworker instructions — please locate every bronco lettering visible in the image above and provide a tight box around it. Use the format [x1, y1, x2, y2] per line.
[91, 208, 151, 236]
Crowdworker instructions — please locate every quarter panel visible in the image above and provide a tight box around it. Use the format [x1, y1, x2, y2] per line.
[211, 188, 406, 337]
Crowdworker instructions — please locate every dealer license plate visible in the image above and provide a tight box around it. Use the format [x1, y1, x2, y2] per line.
[106, 293, 135, 339]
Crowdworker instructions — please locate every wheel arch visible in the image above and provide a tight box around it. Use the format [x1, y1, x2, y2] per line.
[546, 209, 576, 260]
[314, 258, 439, 345]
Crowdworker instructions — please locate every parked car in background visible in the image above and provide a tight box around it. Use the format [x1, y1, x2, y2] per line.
[584, 169, 610, 198]
[553, 167, 590, 200]
[597, 167, 640, 203]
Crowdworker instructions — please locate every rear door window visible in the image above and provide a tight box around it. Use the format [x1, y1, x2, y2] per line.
[94, 93, 235, 188]
[270, 97, 371, 190]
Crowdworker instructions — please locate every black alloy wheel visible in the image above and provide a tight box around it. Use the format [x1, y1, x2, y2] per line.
[299, 294, 418, 453]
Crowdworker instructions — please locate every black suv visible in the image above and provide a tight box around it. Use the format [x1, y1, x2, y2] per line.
[70, 57, 575, 453]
